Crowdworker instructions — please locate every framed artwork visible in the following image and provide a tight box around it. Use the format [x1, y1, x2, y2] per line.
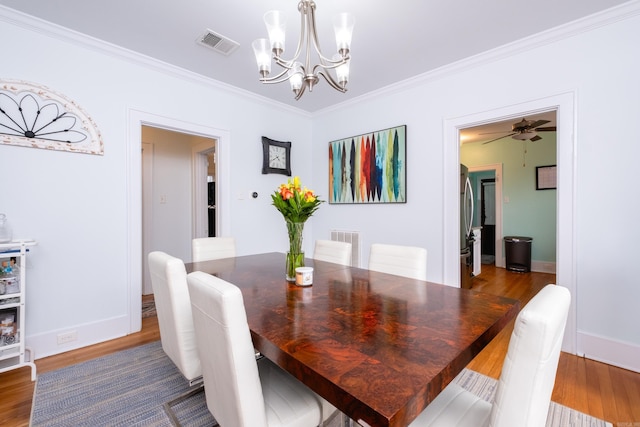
[536, 165, 557, 190]
[329, 125, 406, 204]
[0, 79, 103, 155]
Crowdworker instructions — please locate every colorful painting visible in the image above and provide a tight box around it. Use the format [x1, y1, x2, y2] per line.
[329, 125, 406, 204]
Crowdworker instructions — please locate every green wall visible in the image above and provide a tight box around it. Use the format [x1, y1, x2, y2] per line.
[461, 134, 557, 263]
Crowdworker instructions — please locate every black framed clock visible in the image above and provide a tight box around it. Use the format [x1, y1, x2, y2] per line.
[261, 136, 291, 176]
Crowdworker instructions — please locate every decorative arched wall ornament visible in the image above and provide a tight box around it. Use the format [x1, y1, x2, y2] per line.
[0, 79, 103, 155]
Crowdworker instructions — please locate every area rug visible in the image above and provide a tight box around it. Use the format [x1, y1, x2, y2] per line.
[30, 340, 613, 427]
[141, 299, 156, 318]
[30, 341, 213, 426]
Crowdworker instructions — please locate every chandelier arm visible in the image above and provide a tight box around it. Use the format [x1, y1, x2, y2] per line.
[260, 68, 294, 84]
[273, 57, 295, 70]
[311, 55, 350, 72]
[317, 71, 347, 93]
[294, 81, 307, 100]
[307, 3, 350, 67]
[307, 4, 330, 64]
[282, 1, 307, 67]
[303, 2, 317, 79]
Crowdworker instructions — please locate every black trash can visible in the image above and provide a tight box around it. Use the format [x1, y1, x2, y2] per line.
[504, 236, 532, 272]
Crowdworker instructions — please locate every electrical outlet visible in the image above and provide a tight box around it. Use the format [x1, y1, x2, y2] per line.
[57, 331, 77, 345]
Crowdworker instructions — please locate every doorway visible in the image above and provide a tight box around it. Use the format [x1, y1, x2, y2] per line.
[468, 164, 503, 269]
[480, 178, 496, 264]
[444, 92, 577, 353]
[141, 126, 217, 295]
[128, 110, 231, 333]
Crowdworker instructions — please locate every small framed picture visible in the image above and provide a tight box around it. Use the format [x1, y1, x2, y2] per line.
[536, 165, 557, 190]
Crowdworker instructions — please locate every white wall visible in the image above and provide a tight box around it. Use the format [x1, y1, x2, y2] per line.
[311, 5, 640, 371]
[0, 8, 312, 358]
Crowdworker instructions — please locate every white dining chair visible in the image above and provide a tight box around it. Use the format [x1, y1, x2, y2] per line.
[191, 236, 236, 262]
[368, 243, 428, 280]
[408, 284, 571, 427]
[313, 239, 352, 266]
[148, 251, 203, 423]
[187, 271, 336, 427]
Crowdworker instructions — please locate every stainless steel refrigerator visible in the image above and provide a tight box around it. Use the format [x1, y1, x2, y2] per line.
[460, 164, 474, 289]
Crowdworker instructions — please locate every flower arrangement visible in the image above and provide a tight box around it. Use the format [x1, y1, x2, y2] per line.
[271, 176, 323, 223]
[271, 176, 323, 281]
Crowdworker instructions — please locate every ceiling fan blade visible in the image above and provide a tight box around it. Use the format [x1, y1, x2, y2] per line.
[530, 135, 542, 142]
[528, 119, 550, 128]
[478, 130, 512, 136]
[534, 126, 556, 132]
[482, 133, 516, 144]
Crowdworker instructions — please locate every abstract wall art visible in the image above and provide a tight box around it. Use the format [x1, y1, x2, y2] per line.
[329, 125, 406, 204]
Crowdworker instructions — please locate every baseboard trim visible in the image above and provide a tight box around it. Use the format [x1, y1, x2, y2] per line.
[26, 315, 130, 360]
[577, 331, 640, 373]
[531, 260, 557, 274]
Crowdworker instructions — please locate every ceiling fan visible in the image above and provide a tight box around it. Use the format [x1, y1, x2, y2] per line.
[481, 118, 556, 144]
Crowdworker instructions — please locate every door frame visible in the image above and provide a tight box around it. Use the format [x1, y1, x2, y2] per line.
[192, 142, 217, 239]
[141, 141, 154, 295]
[127, 109, 231, 333]
[443, 91, 577, 354]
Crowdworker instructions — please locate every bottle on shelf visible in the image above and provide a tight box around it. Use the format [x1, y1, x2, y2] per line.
[0, 260, 19, 295]
[0, 214, 12, 243]
[0, 264, 5, 295]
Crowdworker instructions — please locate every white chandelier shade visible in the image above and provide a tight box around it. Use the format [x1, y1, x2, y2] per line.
[252, 0, 354, 100]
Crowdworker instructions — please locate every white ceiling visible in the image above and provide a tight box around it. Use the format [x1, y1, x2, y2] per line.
[0, 0, 629, 112]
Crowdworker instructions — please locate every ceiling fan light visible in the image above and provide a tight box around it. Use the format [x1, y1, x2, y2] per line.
[512, 131, 536, 141]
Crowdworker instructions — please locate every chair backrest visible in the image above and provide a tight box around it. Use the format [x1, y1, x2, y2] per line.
[147, 251, 201, 381]
[191, 237, 236, 262]
[187, 271, 268, 427]
[489, 284, 571, 427]
[313, 239, 352, 266]
[368, 243, 428, 281]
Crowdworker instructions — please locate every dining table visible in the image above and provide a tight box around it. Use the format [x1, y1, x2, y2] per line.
[186, 252, 519, 427]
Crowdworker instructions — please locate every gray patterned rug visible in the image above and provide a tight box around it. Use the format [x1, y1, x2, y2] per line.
[30, 341, 613, 426]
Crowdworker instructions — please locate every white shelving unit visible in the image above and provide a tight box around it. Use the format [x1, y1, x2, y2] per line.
[0, 240, 36, 381]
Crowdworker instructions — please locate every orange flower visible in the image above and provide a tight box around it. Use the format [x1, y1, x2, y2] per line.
[280, 187, 294, 200]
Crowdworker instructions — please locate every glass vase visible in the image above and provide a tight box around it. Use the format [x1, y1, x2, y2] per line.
[285, 220, 305, 282]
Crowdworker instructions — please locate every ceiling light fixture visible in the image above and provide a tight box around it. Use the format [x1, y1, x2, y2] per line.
[251, 0, 354, 100]
[512, 131, 536, 141]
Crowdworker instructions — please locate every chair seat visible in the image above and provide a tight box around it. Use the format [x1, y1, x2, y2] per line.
[259, 358, 326, 427]
[409, 383, 491, 427]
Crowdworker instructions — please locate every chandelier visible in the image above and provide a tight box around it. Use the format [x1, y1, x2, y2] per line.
[251, 0, 354, 100]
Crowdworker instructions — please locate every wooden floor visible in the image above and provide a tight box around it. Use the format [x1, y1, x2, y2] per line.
[1, 265, 638, 426]
[466, 264, 640, 427]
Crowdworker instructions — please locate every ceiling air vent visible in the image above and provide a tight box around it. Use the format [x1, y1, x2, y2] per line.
[197, 29, 239, 56]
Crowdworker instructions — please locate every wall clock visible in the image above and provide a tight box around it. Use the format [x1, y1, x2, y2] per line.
[262, 136, 291, 176]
